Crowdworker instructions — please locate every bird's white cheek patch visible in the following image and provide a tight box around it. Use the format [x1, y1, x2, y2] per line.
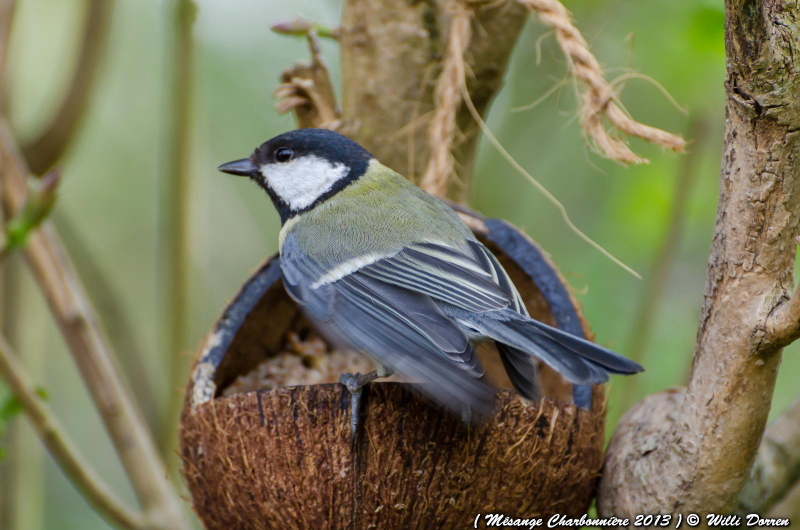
[260, 155, 349, 211]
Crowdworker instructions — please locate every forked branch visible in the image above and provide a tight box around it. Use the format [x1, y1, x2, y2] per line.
[0, 334, 145, 529]
[274, 31, 343, 131]
[599, 0, 800, 515]
[340, 0, 529, 201]
[0, 119, 190, 529]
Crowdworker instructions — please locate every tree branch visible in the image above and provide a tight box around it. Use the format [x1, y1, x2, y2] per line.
[159, 0, 196, 463]
[0, 254, 19, 530]
[274, 31, 342, 131]
[0, 333, 145, 529]
[0, 119, 190, 529]
[737, 395, 800, 515]
[599, 0, 800, 515]
[272, 17, 340, 41]
[0, 0, 16, 112]
[419, 0, 470, 197]
[21, 0, 114, 174]
[766, 477, 800, 520]
[765, 284, 800, 348]
[340, 0, 529, 202]
[0, 3, 21, 527]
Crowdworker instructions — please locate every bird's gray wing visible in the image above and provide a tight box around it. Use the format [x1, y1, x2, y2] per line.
[359, 241, 517, 313]
[360, 240, 542, 400]
[280, 234, 495, 415]
[280, 235, 336, 322]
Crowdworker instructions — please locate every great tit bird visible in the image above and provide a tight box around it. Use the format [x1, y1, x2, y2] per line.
[219, 128, 643, 428]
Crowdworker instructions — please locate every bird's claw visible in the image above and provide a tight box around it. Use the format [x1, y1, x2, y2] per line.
[340, 372, 364, 395]
[340, 369, 392, 438]
[461, 405, 473, 425]
[340, 372, 365, 438]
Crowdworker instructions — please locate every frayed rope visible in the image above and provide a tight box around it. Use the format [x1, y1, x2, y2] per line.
[520, 0, 686, 164]
[419, 1, 473, 197]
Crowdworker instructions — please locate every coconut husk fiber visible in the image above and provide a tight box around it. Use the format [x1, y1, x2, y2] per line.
[179, 208, 606, 529]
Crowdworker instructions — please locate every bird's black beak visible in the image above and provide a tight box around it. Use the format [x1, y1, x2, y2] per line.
[218, 158, 257, 177]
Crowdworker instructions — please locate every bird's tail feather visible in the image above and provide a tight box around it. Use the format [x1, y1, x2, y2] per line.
[496, 344, 542, 400]
[472, 311, 643, 386]
[526, 318, 642, 375]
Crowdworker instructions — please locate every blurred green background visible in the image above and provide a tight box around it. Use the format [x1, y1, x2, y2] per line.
[2, 0, 798, 528]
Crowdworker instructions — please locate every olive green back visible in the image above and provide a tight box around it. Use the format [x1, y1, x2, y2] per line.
[279, 160, 474, 271]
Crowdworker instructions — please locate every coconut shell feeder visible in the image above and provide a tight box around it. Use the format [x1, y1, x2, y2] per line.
[179, 207, 607, 529]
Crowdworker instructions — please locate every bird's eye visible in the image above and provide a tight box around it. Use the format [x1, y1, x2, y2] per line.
[274, 147, 294, 163]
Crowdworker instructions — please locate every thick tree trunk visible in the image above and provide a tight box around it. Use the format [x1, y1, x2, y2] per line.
[599, 0, 800, 515]
[340, 0, 528, 201]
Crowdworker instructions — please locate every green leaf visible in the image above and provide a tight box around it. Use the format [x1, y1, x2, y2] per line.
[3, 170, 61, 254]
[0, 385, 49, 435]
[0, 385, 48, 459]
[0, 394, 23, 421]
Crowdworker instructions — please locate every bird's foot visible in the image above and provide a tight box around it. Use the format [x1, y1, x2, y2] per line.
[461, 405, 473, 425]
[340, 368, 392, 437]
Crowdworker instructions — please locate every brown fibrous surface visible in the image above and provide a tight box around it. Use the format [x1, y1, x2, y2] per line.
[182, 385, 604, 529]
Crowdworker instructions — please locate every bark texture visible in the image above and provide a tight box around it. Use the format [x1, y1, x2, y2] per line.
[599, 0, 800, 515]
[340, 0, 528, 201]
[738, 396, 800, 515]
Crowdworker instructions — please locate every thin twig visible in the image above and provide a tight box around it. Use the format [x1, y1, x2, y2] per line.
[519, 0, 685, 164]
[0, 255, 21, 530]
[0, 2, 20, 526]
[159, 0, 196, 463]
[616, 117, 710, 415]
[0, 0, 16, 112]
[5, 320, 45, 530]
[0, 119, 190, 529]
[21, 0, 114, 174]
[1, 259, 43, 530]
[419, 0, 471, 197]
[0, 333, 145, 529]
[271, 17, 341, 41]
[275, 31, 342, 130]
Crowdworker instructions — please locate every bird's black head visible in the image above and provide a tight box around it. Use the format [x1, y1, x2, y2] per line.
[218, 129, 373, 223]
